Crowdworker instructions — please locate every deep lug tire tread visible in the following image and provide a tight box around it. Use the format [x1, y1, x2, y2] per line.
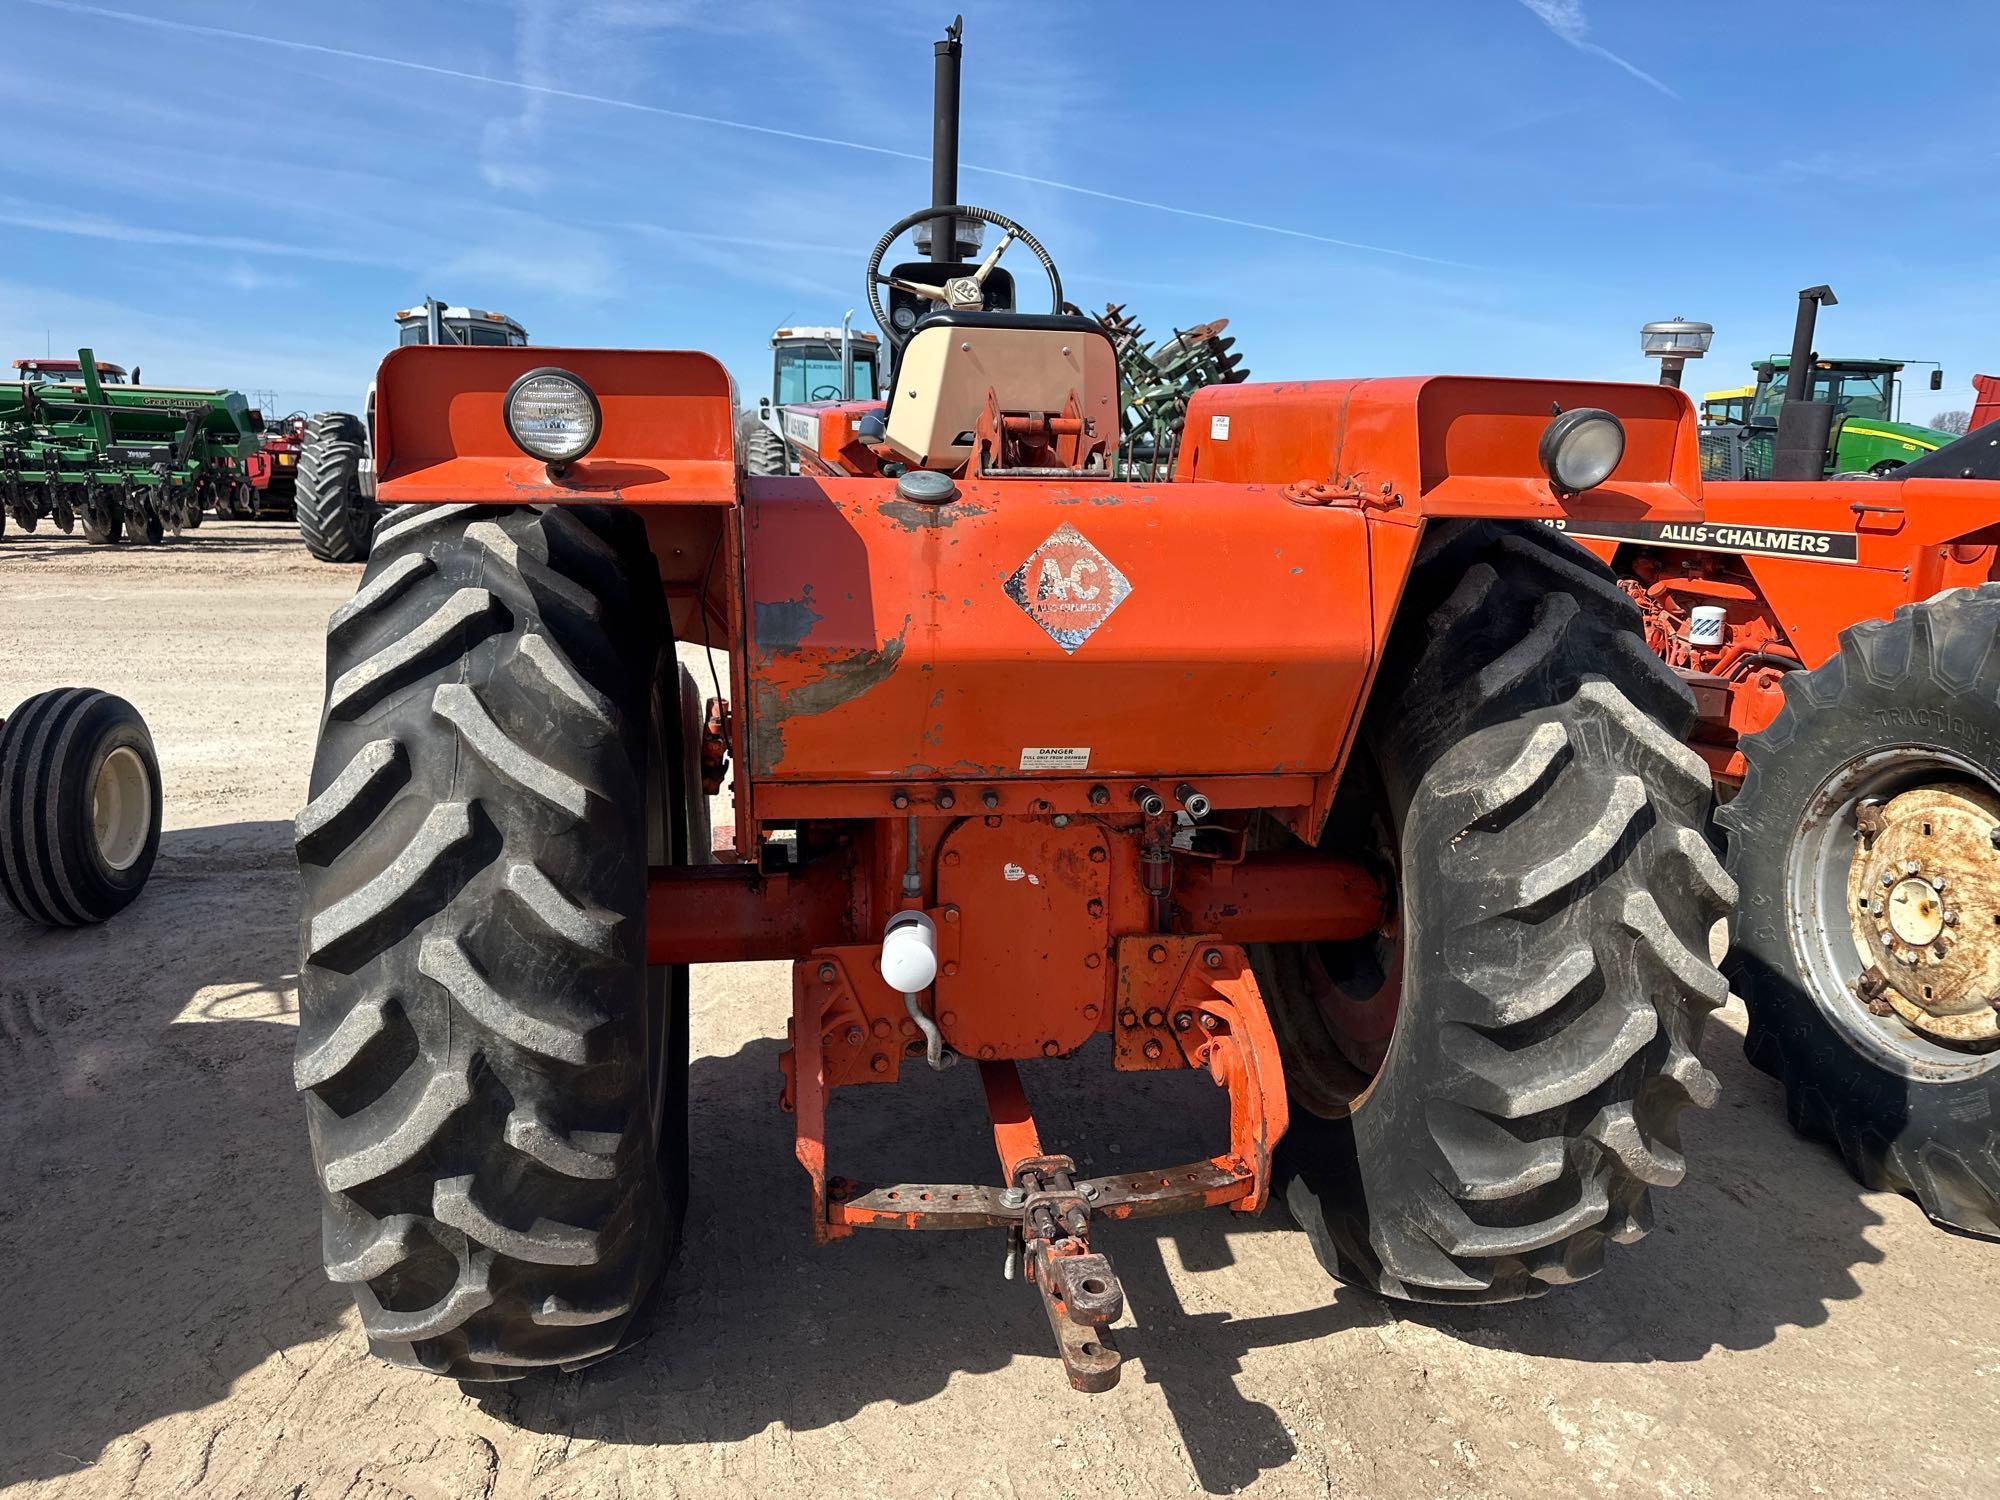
[296, 412, 376, 563]
[1720, 582, 2000, 1238]
[297, 504, 676, 1379]
[1275, 520, 1733, 1302]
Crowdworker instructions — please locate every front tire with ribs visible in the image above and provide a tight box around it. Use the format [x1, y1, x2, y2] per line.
[1722, 586, 2000, 1238]
[1267, 521, 1735, 1302]
[296, 503, 683, 1378]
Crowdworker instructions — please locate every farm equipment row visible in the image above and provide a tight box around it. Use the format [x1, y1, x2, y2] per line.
[1, 351, 261, 544]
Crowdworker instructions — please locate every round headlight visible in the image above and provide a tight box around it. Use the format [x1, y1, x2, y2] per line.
[1539, 407, 1625, 494]
[504, 367, 601, 467]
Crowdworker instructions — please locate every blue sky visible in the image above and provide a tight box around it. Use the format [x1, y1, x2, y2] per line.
[1, 0, 1992, 422]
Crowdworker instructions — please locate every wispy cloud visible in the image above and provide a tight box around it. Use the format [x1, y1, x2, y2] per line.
[0, 196, 388, 266]
[23, 0, 1466, 269]
[1515, 0, 1679, 99]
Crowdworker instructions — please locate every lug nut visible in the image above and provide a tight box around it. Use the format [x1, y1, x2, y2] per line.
[1042, 1040, 1061, 1057]
[1088, 847, 1106, 864]
[891, 790, 911, 810]
[1173, 1011, 1194, 1031]
[1084, 953, 1101, 969]
[1148, 943, 1167, 964]
[871, 1018, 891, 1038]
[845, 1026, 864, 1045]
[982, 789, 1001, 809]
[1133, 786, 1166, 817]
[943, 850, 961, 866]
[1199, 1013, 1220, 1032]
[1143, 1008, 1165, 1027]
[871, 1053, 890, 1074]
[1087, 899, 1104, 917]
[1119, 1008, 1138, 1028]
[937, 789, 956, 810]
[1052, 813, 1071, 827]
[1088, 785, 1110, 806]
[1176, 783, 1211, 819]
[818, 963, 838, 984]
[1143, 1039, 1163, 1060]
[1203, 948, 1223, 969]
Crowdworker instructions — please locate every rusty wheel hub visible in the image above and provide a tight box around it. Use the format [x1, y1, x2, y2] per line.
[1844, 783, 2000, 1048]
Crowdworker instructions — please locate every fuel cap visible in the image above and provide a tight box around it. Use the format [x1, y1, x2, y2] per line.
[895, 469, 958, 504]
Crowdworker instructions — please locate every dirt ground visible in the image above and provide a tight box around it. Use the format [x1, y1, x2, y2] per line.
[1, 518, 1995, 1500]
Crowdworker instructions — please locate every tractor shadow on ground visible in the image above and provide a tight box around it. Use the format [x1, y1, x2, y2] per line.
[0, 818, 336, 1492]
[488, 1004, 1889, 1495]
[1402, 1008, 1893, 1366]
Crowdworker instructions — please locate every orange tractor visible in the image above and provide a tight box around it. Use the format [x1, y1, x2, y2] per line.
[1562, 289, 2000, 1239]
[293, 25, 1731, 1385]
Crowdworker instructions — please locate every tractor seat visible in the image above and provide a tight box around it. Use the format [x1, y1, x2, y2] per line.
[883, 310, 1119, 470]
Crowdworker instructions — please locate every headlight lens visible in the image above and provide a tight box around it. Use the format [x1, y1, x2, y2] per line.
[1539, 407, 1625, 493]
[504, 368, 601, 466]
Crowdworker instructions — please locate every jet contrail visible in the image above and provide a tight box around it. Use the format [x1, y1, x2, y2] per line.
[22, 0, 1464, 268]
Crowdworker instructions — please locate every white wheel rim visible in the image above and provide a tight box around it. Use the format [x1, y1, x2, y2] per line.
[92, 746, 152, 872]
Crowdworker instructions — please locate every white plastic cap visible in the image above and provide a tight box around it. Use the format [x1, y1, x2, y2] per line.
[881, 911, 939, 994]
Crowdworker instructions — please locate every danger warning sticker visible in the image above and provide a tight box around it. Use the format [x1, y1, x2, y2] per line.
[1542, 517, 1860, 564]
[1020, 747, 1091, 770]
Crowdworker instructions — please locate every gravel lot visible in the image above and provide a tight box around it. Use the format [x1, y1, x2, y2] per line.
[1, 518, 1995, 1499]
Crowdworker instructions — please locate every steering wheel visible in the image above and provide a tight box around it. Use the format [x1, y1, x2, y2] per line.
[810, 383, 841, 401]
[866, 204, 1064, 351]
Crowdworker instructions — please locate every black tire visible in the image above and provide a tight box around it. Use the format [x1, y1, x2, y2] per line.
[296, 503, 688, 1379]
[0, 689, 162, 926]
[1721, 585, 2000, 1238]
[739, 412, 790, 477]
[1266, 521, 1734, 1302]
[296, 412, 376, 563]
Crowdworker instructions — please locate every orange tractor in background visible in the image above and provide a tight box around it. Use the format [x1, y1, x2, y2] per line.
[292, 24, 1732, 1387]
[1567, 290, 2000, 1239]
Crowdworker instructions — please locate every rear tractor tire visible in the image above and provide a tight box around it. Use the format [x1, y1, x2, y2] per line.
[0, 689, 162, 926]
[1722, 585, 2000, 1238]
[296, 412, 376, 563]
[296, 503, 691, 1378]
[1262, 521, 1734, 1302]
[738, 411, 791, 477]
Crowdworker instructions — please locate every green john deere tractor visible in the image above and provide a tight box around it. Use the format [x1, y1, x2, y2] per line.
[1701, 355, 1953, 480]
